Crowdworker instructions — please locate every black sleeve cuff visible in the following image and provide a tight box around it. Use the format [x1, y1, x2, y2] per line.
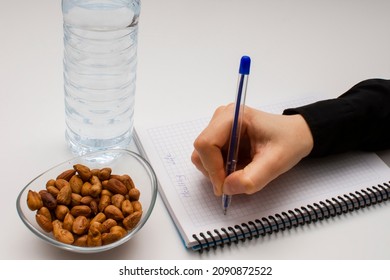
[283, 99, 356, 157]
[283, 79, 390, 157]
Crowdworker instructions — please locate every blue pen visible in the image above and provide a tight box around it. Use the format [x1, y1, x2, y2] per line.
[222, 55, 251, 215]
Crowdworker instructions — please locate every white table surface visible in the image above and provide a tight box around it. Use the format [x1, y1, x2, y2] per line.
[1, 0, 390, 260]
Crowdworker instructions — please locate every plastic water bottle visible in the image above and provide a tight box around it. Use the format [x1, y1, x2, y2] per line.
[62, 0, 140, 155]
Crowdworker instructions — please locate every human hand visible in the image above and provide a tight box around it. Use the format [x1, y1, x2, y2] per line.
[191, 104, 314, 196]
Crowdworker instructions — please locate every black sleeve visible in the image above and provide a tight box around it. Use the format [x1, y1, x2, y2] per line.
[283, 79, 390, 157]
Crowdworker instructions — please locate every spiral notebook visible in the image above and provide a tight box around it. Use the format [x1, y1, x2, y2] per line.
[134, 98, 390, 252]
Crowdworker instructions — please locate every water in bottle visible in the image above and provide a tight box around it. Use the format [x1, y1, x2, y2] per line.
[62, 0, 140, 155]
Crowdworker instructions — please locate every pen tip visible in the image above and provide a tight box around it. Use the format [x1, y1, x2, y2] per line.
[223, 209, 227, 215]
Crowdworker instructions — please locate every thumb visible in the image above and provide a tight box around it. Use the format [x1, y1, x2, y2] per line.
[222, 152, 281, 195]
[222, 170, 253, 195]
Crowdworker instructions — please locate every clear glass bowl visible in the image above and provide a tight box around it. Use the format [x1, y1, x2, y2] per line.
[16, 149, 157, 253]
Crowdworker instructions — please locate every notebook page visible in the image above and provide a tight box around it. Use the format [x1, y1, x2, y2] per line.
[134, 97, 390, 248]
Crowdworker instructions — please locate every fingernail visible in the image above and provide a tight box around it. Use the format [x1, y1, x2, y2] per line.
[210, 178, 222, 196]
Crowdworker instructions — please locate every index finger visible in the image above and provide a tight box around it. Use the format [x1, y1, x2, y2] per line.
[193, 106, 233, 195]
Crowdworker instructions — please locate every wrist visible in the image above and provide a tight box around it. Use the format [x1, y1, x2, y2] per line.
[290, 114, 314, 158]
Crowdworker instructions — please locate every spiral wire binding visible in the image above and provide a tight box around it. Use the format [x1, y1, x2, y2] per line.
[192, 181, 390, 253]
